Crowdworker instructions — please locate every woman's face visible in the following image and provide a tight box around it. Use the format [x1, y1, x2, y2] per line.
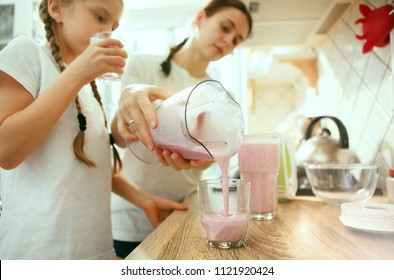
[195, 7, 250, 61]
[54, 0, 123, 61]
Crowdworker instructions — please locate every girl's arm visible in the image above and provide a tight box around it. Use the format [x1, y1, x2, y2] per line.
[0, 68, 86, 169]
[111, 172, 188, 228]
[0, 39, 126, 169]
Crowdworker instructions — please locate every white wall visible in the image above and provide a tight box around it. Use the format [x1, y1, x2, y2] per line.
[0, 0, 43, 44]
[317, 0, 394, 191]
[241, 0, 393, 193]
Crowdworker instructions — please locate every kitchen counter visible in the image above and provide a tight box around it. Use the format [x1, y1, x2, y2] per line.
[126, 193, 394, 260]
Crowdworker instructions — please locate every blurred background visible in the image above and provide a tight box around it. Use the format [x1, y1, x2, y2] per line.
[0, 0, 393, 193]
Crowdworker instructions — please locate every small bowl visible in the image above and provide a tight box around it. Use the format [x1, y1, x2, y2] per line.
[304, 163, 379, 206]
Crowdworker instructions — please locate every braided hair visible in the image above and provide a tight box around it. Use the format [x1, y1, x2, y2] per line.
[39, 0, 122, 173]
[160, 0, 253, 76]
[160, 38, 188, 76]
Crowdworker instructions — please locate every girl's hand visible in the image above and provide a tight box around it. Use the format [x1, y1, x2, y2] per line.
[65, 38, 128, 85]
[112, 172, 187, 228]
[117, 84, 171, 151]
[140, 193, 188, 228]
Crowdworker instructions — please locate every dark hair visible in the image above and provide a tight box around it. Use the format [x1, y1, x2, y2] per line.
[160, 0, 253, 76]
[39, 0, 122, 173]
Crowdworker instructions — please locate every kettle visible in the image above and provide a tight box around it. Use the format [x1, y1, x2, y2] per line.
[296, 116, 359, 165]
[295, 116, 359, 193]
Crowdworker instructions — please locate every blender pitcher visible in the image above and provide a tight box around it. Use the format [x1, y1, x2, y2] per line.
[126, 80, 244, 164]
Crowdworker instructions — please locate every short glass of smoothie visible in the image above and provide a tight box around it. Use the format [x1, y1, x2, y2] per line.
[198, 179, 250, 249]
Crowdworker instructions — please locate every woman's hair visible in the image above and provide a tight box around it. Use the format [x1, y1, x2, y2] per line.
[39, 0, 122, 173]
[160, 0, 253, 76]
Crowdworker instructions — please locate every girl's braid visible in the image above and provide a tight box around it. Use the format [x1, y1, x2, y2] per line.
[39, 0, 122, 172]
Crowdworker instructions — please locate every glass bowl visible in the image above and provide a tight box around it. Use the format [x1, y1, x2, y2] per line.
[304, 163, 379, 206]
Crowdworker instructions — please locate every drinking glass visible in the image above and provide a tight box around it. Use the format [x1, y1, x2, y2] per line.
[238, 134, 280, 220]
[90, 31, 122, 81]
[198, 178, 250, 249]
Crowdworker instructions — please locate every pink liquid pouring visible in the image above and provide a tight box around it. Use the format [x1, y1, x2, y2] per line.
[164, 144, 248, 243]
[200, 156, 248, 243]
[216, 156, 230, 216]
[158, 143, 232, 214]
[238, 140, 280, 216]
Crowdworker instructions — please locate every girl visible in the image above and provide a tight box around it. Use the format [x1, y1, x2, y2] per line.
[110, 0, 253, 258]
[0, 0, 186, 260]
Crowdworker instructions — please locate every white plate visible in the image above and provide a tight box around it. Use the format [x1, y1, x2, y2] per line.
[339, 215, 394, 234]
[339, 202, 394, 234]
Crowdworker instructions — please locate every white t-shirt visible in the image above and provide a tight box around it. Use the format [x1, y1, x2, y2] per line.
[111, 53, 210, 241]
[0, 36, 114, 259]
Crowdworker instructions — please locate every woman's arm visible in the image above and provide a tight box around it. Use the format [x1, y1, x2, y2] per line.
[112, 84, 171, 149]
[113, 84, 213, 170]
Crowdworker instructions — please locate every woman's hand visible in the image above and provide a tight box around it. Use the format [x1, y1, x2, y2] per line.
[117, 84, 171, 151]
[155, 148, 213, 170]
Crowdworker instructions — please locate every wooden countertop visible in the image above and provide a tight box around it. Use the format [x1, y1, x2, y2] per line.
[126, 193, 394, 260]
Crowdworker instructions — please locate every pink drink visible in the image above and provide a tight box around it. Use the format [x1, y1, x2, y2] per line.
[201, 212, 248, 242]
[199, 156, 249, 248]
[216, 156, 230, 216]
[199, 178, 250, 248]
[160, 145, 233, 218]
[243, 172, 278, 214]
[238, 136, 280, 220]
[156, 143, 213, 160]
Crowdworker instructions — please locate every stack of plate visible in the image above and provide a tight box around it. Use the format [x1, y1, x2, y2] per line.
[339, 202, 394, 234]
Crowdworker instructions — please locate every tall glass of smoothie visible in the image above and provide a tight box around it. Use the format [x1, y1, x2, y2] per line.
[238, 134, 280, 220]
[199, 179, 250, 249]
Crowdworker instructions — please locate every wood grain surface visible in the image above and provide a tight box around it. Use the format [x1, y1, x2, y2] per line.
[126, 193, 394, 260]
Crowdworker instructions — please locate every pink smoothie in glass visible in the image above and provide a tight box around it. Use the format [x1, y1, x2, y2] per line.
[238, 140, 280, 216]
[157, 144, 232, 216]
[200, 157, 249, 244]
[201, 212, 248, 242]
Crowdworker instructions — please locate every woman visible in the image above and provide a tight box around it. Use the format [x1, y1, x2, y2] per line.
[111, 0, 253, 258]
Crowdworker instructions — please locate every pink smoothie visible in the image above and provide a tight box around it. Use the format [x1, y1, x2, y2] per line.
[166, 143, 246, 242]
[216, 156, 230, 216]
[201, 212, 248, 242]
[156, 143, 213, 160]
[238, 141, 280, 215]
[242, 172, 278, 213]
[157, 144, 232, 217]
